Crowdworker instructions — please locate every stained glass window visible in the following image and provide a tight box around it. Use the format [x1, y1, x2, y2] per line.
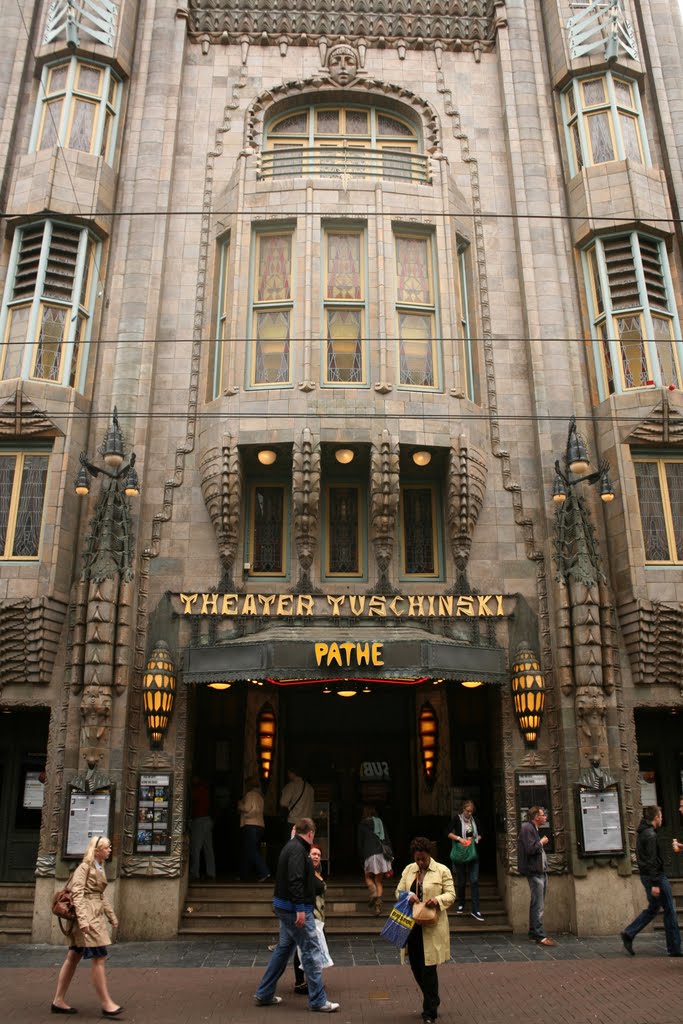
[34, 57, 120, 164]
[634, 458, 683, 564]
[251, 485, 285, 574]
[563, 73, 646, 176]
[323, 230, 366, 385]
[326, 486, 361, 576]
[250, 231, 293, 386]
[402, 487, 437, 576]
[395, 233, 438, 389]
[0, 452, 49, 560]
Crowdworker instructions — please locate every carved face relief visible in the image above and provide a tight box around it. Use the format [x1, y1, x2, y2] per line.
[327, 46, 359, 86]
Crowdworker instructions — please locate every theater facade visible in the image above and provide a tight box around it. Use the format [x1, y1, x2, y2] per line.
[1, 0, 682, 942]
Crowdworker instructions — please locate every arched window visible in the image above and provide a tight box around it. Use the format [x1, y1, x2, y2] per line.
[260, 105, 429, 183]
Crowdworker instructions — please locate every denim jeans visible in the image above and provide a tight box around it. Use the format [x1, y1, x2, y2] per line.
[240, 825, 269, 880]
[527, 873, 547, 939]
[255, 908, 328, 1009]
[455, 858, 480, 914]
[190, 817, 215, 879]
[623, 875, 681, 955]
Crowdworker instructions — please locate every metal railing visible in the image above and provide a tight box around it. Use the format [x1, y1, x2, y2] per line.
[258, 146, 432, 184]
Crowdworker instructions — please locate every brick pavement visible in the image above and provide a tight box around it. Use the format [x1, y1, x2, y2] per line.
[0, 936, 680, 1024]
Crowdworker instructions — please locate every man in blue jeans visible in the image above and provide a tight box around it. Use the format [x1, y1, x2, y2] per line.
[255, 817, 340, 1012]
[517, 806, 557, 947]
[621, 804, 682, 958]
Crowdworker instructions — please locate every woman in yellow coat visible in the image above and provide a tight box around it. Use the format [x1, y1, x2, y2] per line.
[51, 836, 122, 1016]
[396, 836, 455, 1024]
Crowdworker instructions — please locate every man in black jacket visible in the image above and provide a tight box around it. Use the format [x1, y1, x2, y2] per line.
[255, 818, 340, 1012]
[621, 805, 681, 957]
[517, 806, 556, 947]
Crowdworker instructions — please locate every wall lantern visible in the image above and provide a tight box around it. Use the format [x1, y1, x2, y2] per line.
[335, 448, 355, 465]
[461, 680, 484, 689]
[418, 702, 439, 786]
[258, 449, 277, 466]
[142, 641, 176, 749]
[257, 703, 276, 783]
[551, 416, 614, 505]
[511, 642, 546, 746]
[412, 450, 432, 467]
[208, 682, 231, 691]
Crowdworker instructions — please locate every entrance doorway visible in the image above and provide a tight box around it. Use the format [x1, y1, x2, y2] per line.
[635, 708, 683, 878]
[0, 709, 49, 881]
[282, 686, 414, 876]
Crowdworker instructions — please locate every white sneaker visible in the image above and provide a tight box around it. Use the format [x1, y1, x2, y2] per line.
[313, 1002, 340, 1013]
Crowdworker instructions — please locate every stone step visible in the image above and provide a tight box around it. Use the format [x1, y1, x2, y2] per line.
[182, 895, 505, 914]
[179, 917, 512, 936]
[0, 927, 32, 945]
[0, 907, 32, 918]
[0, 901, 34, 913]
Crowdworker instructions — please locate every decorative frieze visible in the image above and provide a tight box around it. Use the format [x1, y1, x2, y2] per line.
[0, 384, 62, 437]
[619, 599, 683, 690]
[370, 430, 400, 594]
[198, 435, 243, 581]
[446, 435, 487, 576]
[0, 597, 68, 690]
[292, 428, 321, 591]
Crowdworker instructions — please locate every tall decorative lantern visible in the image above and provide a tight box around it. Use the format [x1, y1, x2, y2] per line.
[418, 702, 439, 786]
[511, 643, 546, 746]
[142, 641, 176, 749]
[257, 703, 276, 784]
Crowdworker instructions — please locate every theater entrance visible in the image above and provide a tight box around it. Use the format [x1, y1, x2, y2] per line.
[281, 685, 415, 875]
[0, 709, 49, 881]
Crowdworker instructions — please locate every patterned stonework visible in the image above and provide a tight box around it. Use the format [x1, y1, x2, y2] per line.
[619, 599, 683, 690]
[0, 597, 68, 691]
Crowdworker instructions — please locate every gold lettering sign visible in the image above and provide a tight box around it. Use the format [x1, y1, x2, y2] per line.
[178, 592, 509, 619]
[314, 642, 384, 668]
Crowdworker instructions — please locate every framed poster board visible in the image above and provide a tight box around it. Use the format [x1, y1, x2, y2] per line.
[134, 773, 172, 855]
[575, 784, 624, 856]
[64, 786, 114, 859]
[516, 771, 554, 854]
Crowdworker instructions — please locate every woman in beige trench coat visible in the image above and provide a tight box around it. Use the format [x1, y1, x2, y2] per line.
[51, 836, 122, 1017]
[396, 837, 455, 1024]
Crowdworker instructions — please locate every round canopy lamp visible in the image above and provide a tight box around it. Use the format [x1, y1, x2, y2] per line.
[461, 680, 484, 688]
[142, 641, 176, 749]
[334, 448, 355, 465]
[412, 450, 432, 467]
[208, 682, 231, 690]
[511, 643, 546, 747]
[257, 449, 277, 466]
[336, 683, 357, 697]
[257, 703, 276, 784]
[418, 702, 439, 787]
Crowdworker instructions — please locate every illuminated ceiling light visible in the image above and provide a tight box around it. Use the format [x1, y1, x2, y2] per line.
[208, 682, 231, 690]
[418, 702, 439, 787]
[336, 683, 357, 697]
[322, 684, 332, 694]
[461, 680, 484, 688]
[412, 450, 431, 467]
[362, 684, 371, 694]
[511, 642, 546, 747]
[142, 641, 176, 750]
[334, 448, 354, 465]
[257, 449, 277, 465]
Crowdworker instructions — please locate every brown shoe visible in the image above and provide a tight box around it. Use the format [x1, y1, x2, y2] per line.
[374, 898, 383, 916]
[537, 937, 557, 946]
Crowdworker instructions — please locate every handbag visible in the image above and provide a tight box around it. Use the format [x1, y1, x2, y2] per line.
[450, 838, 477, 865]
[381, 841, 393, 861]
[52, 875, 76, 935]
[412, 900, 438, 924]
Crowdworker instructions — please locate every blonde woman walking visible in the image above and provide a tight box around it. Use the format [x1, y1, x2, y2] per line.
[51, 836, 122, 1017]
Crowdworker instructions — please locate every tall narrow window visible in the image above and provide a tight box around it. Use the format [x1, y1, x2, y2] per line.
[325, 484, 363, 577]
[249, 484, 286, 576]
[457, 241, 478, 402]
[0, 450, 50, 559]
[394, 232, 438, 389]
[323, 228, 366, 385]
[583, 233, 681, 398]
[401, 485, 439, 577]
[250, 230, 293, 387]
[31, 58, 121, 165]
[212, 236, 230, 399]
[562, 73, 648, 176]
[0, 221, 99, 389]
[633, 456, 683, 564]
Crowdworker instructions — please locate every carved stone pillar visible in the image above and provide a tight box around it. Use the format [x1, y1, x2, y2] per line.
[369, 430, 399, 593]
[292, 428, 321, 591]
[198, 434, 243, 585]
[446, 435, 487, 583]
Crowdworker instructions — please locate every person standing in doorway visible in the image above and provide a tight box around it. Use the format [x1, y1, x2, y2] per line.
[517, 806, 556, 947]
[254, 818, 339, 1013]
[396, 837, 455, 1024]
[190, 776, 216, 881]
[237, 775, 270, 881]
[621, 804, 682, 957]
[280, 767, 314, 841]
[447, 799, 484, 922]
[51, 836, 122, 1016]
[357, 806, 393, 915]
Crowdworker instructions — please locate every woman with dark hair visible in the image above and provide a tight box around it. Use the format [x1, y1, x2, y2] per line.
[396, 837, 455, 1024]
[51, 835, 122, 1016]
[357, 805, 393, 915]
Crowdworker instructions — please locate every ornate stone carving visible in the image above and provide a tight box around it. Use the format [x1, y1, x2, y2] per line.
[326, 42, 360, 85]
[0, 597, 68, 692]
[198, 435, 243, 580]
[70, 766, 112, 793]
[575, 686, 608, 767]
[186, 0, 499, 56]
[621, 392, 683, 445]
[35, 854, 57, 878]
[618, 598, 683, 690]
[292, 429, 321, 591]
[0, 382, 63, 436]
[370, 430, 400, 593]
[446, 435, 487, 575]
[121, 854, 182, 877]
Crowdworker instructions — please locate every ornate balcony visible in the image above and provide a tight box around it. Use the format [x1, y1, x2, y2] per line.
[258, 146, 432, 185]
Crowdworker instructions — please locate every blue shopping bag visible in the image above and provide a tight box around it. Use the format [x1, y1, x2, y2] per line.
[379, 890, 415, 948]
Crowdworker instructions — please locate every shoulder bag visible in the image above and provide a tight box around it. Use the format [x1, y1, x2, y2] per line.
[450, 839, 477, 865]
[52, 872, 77, 935]
[412, 900, 438, 924]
